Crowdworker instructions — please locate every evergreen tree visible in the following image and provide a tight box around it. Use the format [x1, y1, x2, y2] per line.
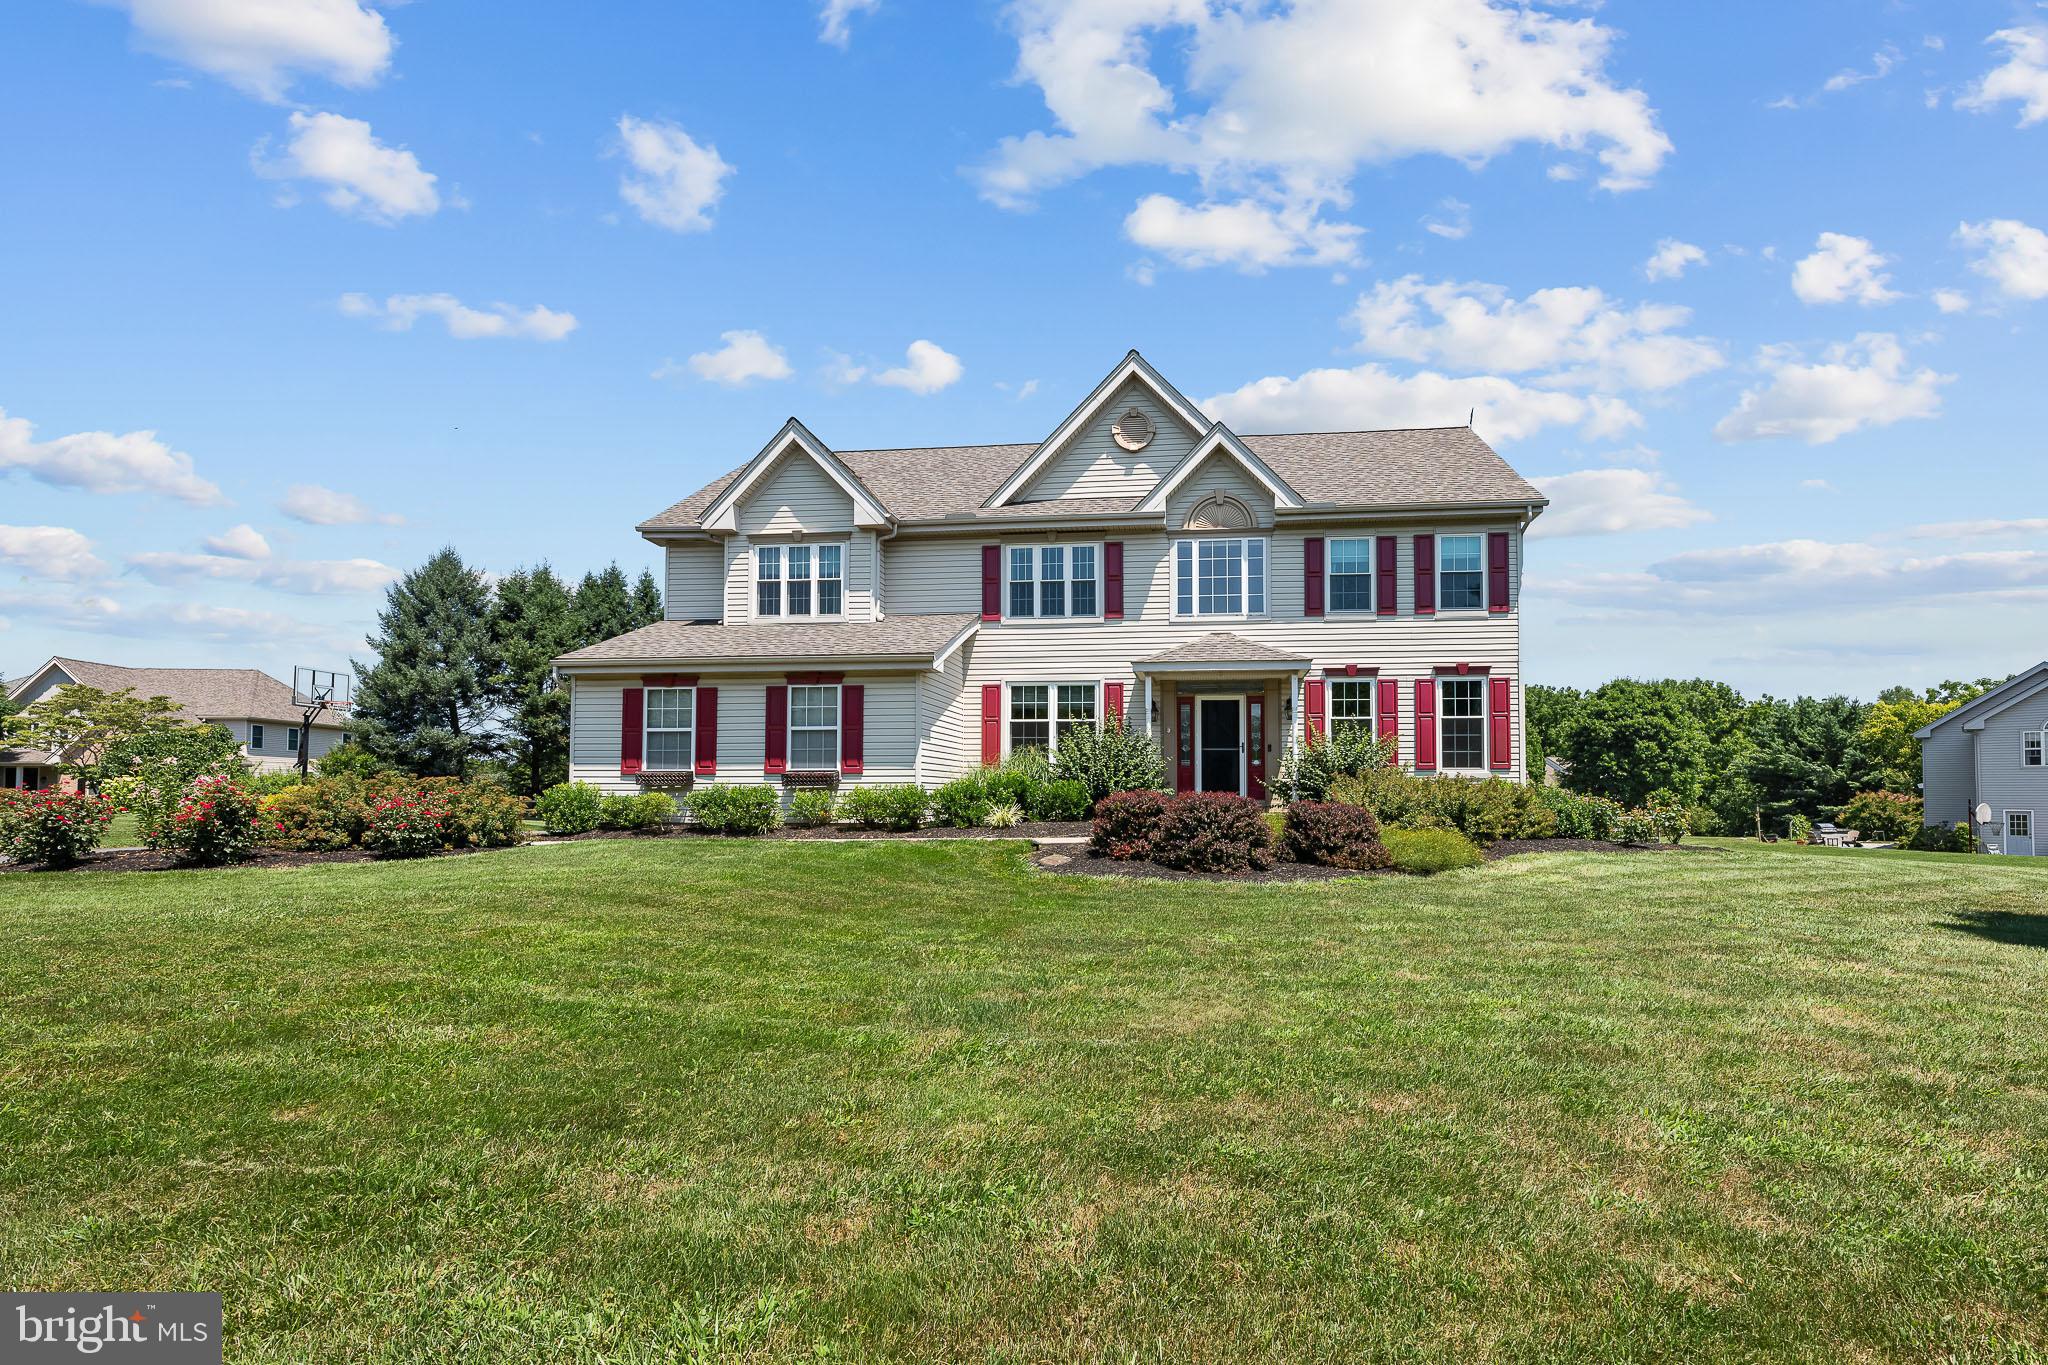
[1736, 694, 1867, 824]
[631, 568, 665, 627]
[352, 548, 500, 777]
[573, 565, 637, 644]
[488, 564, 582, 794]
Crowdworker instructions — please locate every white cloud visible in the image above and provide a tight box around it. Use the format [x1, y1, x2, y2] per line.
[1932, 288, 1972, 314]
[0, 525, 107, 581]
[1644, 238, 1706, 281]
[678, 330, 793, 387]
[203, 524, 270, 560]
[1801, 478, 1835, 491]
[1527, 468, 1710, 539]
[1203, 365, 1641, 445]
[0, 588, 331, 642]
[1422, 198, 1471, 241]
[1791, 232, 1900, 305]
[257, 111, 439, 224]
[1956, 218, 2048, 300]
[1907, 517, 2048, 540]
[1349, 276, 1724, 392]
[819, 351, 870, 387]
[1957, 25, 2048, 126]
[0, 406, 224, 505]
[874, 340, 964, 395]
[819, 0, 880, 47]
[128, 546, 400, 596]
[1713, 333, 1950, 445]
[95, 0, 393, 102]
[1822, 45, 1901, 94]
[279, 484, 401, 526]
[615, 115, 733, 233]
[1124, 193, 1361, 272]
[338, 292, 578, 341]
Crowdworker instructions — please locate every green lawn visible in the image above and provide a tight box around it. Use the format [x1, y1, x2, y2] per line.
[101, 811, 142, 847]
[2, 841, 2045, 1362]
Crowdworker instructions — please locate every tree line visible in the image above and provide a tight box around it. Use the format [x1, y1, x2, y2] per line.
[1526, 675, 2005, 835]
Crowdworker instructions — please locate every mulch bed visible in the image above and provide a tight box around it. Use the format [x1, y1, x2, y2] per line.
[535, 821, 1094, 844]
[1033, 838, 1713, 884]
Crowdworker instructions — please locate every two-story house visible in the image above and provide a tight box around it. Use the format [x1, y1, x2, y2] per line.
[555, 352, 1547, 802]
[1916, 661, 2048, 855]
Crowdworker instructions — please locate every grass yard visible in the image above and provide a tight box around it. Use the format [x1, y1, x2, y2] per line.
[2, 841, 2045, 1362]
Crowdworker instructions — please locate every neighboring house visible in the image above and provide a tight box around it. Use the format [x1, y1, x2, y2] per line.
[1916, 661, 2048, 856]
[554, 352, 1546, 803]
[2, 657, 350, 788]
[1543, 754, 1572, 788]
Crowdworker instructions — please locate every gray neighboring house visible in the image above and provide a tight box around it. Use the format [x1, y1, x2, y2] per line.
[1915, 661, 2048, 856]
[3, 657, 350, 788]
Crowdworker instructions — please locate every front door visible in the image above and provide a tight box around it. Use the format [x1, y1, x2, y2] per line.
[1197, 697, 1243, 794]
[2006, 811, 2034, 856]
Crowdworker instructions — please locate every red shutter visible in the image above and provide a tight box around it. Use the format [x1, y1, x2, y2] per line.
[620, 687, 644, 775]
[1414, 678, 1437, 771]
[1377, 678, 1399, 762]
[1305, 679, 1326, 741]
[980, 684, 1002, 766]
[764, 684, 788, 773]
[1105, 681, 1125, 723]
[1376, 537, 1398, 616]
[981, 545, 1001, 621]
[1304, 536, 1325, 617]
[1489, 675, 1512, 771]
[1487, 531, 1510, 614]
[1104, 541, 1124, 620]
[1175, 696, 1195, 793]
[1413, 535, 1436, 616]
[694, 687, 718, 776]
[1247, 693, 1266, 800]
[841, 684, 864, 774]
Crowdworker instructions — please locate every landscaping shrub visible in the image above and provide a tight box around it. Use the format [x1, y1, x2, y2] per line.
[1025, 778, 1092, 823]
[315, 743, 385, 778]
[599, 791, 677, 832]
[1684, 804, 1724, 837]
[1091, 790, 1167, 859]
[536, 781, 605, 836]
[364, 791, 453, 858]
[1644, 801, 1690, 845]
[1329, 770, 1554, 843]
[1904, 821, 1974, 853]
[161, 774, 262, 866]
[1530, 787, 1626, 841]
[929, 772, 992, 828]
[1787, 813, 1815, 844]
[982, 802, 1024, 829]
[981, 769, 1035, 810]
[245, 770, 308, 797]
[1383, 828, 1483, 874]
[1610, 809, 1663, 846]
[99, 725, 247, 849]
[441, 780, 529, 847]
[1283, 801, 1392, 870]
[1839, 790, 1922, 843]
[1053, 716, 1169, 802]
[260, 775, 403, 851]
[0, 789, 115, 868]
[1274, 729, 1394, 803]
[686, 784, 781, 835]
[1148, 793, 1276, 872]
[999, 746, 1056, 785]
[785, 788, 838, 828]
[839, 784, 926, 831]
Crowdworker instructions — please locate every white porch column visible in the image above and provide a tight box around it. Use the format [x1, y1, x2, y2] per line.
[1144, 674, 1155, 737]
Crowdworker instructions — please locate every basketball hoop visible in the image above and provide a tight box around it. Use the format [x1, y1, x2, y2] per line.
[291, 667, 354, 777]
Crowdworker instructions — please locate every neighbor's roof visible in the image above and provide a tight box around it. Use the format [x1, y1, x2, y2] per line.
[1138, 632, 1314, 667]
[556, 613, 980, 668]
[10, 658, 347, 728]
[639, 427, 1541, 532]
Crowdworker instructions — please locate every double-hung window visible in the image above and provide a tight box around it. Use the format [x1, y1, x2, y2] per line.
[287, 728, 301, 754]
[1006, 544, 1099, 620]
[756, 543, 844, 619]
[1440, 678, 1485, 770]
[1330, 680, 1374, 738]
[1328, 537, 1373, 613]
[250, 724, 264, 751]
[1174, 537, 1266, 618]
[789, 685, 840, 769]
[1008, 682, 1098, 755]
[645, 686, 695, 770]
[1439, 534, 1484, 610]
[2027, 731, 2044, 767]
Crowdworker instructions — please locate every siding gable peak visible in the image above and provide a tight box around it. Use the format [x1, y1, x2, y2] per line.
[1135, 423, 1305, 516]
[698, 417, 893, 532]
[983, 351, 1211, 509]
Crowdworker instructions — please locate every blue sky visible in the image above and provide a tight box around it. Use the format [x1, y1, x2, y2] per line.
[3, 0, 2046, 697]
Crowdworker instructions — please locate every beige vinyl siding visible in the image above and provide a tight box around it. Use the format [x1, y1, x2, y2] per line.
[1163, 451, 1276, 527]
[1016, 379, 1199, 503]
[219, 718, 348, 774]
[884, 536, 980, 615]
[918, 640, 981, 785]
[664, 541, 724, 622]
[734, 451, 855, 534]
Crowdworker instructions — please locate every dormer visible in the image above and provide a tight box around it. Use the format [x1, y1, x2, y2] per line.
[697, 418, 892, 534]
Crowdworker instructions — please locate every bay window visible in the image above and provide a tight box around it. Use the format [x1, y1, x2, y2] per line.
[1006, 544, 1100, 620]
[645, 686, 695, 770]
[1439, 534, 1484, 610]
[1440, 677, 1485, 770]
[1174, 536, 1266, 618]
[1329, 537, 1373, 613]
[788, 685, 839, 769]
[756, 543, 845, 619]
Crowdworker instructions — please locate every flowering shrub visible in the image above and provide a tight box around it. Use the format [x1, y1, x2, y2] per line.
[1148, 793, 1276, 872]
[1091, 790, 1168, 860]
[364, 791, 453, 857]
[536, 782, 605, 836]
[161, 775, 262, 866]
[0, 788, 115, 867]
[1282, 801, 1392, 870]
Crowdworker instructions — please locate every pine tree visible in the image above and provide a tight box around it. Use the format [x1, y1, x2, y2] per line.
[573, 565, 636, 644]
[631, 568, 665, 627]
[352, 548, 500, 777]
[489, 564, 581, 793]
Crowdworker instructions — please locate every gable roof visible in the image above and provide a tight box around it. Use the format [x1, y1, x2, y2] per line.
[554, 613, 979, 670]
[1914, 663, 2048, 737]
[693, 417, 892, 532]
[982, 351, 1211, 509]
[1139, 632, 1313, 667]
[6, 657, 346, 728]
[1132, 424, 1306, 514]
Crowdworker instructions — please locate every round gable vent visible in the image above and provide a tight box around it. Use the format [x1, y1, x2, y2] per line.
[1111, 408, 1155, 452]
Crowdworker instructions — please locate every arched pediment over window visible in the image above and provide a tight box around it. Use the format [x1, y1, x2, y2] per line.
[1184, 494, 1253, 531]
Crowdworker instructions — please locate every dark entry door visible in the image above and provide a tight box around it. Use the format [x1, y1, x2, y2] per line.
[1198, 698, 1241, 794]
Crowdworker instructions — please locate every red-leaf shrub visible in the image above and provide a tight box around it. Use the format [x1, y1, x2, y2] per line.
[1092, 789, 1168, 860]
[1148, 793, 1276, 872]
[162, 774, 262, 866]
[1283, 801, 1392, 870]
[0, 788, 116, 868]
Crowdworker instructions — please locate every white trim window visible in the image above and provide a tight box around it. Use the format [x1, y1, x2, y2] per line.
[789, 684, 840, 770]
[250, 724, 265, 751]
[645, 686, 695, 771]
[1006, 543, 1099, 620]
[1438, 534, 1485, 611]
[1329, 679, 1374, 738]
[1174, 536, 1266, 618]
[1328, 537, 1374, 613]
[1440, 677, 1486, 771]
[755, 543, 845, 619]
[1009, 682, 1098, 755]
[2026, 731, 2044, 767]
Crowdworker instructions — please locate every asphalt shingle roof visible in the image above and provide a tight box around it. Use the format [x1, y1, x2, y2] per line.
[13, 658, 347, 728]
[1139, 633, 1314, 666]
[557, 614, 980, 667]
